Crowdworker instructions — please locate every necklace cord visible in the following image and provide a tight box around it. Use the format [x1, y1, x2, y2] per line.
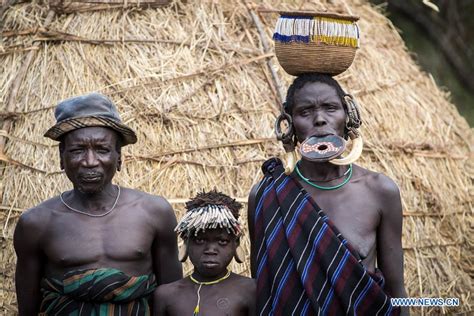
[60, 185, 121, 217]
[307, 165, 350, 182]
[190, 270, 231, 315]
[295, 162, 353, 190]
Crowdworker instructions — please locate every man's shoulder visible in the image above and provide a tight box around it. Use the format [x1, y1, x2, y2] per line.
[121, 187, 173, 214]
[120, 188, 176, 231]
[15, 196, 62, 245]
[18, 196, 62, 227]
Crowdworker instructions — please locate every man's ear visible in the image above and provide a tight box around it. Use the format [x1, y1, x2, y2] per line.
[117, 156, 122, 171]
[59, 141, 65, 170]
[116, 142, 122, 171]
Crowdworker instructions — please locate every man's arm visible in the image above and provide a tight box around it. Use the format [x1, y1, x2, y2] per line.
[13, 210, 45, 316]
[376, 175, 408, 315]
[247, 184, 259, 278]
[151, 197, 182, 285]
[152, 285, 169, 316]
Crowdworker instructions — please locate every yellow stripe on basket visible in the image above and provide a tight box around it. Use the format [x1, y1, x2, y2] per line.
[311, 35, 358, 48]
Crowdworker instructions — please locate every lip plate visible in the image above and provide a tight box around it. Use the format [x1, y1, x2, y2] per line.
[300, 134, 346, 162]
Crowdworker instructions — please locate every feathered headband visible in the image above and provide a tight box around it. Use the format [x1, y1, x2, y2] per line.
[175, 204, 242, 239]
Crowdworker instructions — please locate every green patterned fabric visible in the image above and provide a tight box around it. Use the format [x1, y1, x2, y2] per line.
[39, 268, 156, 315]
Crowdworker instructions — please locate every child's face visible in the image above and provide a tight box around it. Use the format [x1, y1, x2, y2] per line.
[188, 228, 237, 278]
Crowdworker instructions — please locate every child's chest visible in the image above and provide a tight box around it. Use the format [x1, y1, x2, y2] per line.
[170, 287, 248, 316]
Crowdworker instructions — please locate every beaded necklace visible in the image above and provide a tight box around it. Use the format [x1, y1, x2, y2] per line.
[295, 162, 353, 190]
[190, 270, 231, 316]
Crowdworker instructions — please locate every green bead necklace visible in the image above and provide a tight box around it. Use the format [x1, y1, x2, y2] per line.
[295, 161, 353, 190]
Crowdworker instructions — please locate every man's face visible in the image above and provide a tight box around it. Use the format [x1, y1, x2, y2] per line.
[60, 127, 121, 194]
[291, 81, 347, 143]
[188, 228, 237, 279]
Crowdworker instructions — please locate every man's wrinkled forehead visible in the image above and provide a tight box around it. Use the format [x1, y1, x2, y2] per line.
[61, 127, 121, 150]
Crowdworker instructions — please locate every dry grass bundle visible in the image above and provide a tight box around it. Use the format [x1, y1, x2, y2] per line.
[49, 0, 171, 14]
[1, 0, 472, 314]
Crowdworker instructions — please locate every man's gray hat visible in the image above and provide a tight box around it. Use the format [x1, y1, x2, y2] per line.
[44, 93, 137, 145]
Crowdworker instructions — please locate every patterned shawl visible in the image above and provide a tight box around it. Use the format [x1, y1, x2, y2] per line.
[254, 158, 399, 316]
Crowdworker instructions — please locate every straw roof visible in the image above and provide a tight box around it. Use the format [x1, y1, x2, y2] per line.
[1, 0, 472, 314]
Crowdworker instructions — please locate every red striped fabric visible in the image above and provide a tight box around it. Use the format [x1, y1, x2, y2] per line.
[253, 158, 399, 316]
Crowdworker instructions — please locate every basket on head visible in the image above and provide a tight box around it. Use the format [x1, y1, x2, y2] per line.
[273, 11, 360, 76]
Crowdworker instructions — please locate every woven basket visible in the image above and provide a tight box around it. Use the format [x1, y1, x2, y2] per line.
[273, 11, 360, 76]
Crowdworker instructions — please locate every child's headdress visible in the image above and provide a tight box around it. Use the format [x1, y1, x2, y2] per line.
[175, 190, 244, 263]
[175, 190, 243, 239]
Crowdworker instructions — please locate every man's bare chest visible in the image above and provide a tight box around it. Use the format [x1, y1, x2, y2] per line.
[42, 211, 155, 267]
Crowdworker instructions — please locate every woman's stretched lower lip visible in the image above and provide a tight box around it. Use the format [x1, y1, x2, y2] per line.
[310, 133, 333, 137]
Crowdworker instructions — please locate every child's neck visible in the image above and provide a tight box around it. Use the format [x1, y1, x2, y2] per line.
[191, 269, 230, 283]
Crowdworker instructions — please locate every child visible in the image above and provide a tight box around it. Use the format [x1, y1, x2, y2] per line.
[153, 190, 256, 316]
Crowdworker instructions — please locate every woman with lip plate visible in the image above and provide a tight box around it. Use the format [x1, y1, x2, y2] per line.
[153, 190, 256, 316]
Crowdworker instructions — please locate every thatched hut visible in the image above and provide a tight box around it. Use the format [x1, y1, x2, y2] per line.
[1, 0, 472, 314]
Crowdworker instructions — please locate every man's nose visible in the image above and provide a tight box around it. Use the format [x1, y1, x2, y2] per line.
[83, 150, 99, 167]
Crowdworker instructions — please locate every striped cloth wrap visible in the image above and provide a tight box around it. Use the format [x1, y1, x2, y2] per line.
[273, 14, 360, 48]
[254, 158, 399, 316]
[39, 268, 156, 315]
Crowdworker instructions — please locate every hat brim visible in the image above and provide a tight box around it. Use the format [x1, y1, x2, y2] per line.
[44, 116, 137, 145]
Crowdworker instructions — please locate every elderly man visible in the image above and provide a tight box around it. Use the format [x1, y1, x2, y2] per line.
[248, 74, 407, 315]
[14, 93, 182, 315]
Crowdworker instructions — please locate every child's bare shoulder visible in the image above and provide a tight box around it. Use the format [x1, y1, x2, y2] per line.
[230, 273, 256, 291]
[154, 278, 190, 300]
[229, 274, 256, 311]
